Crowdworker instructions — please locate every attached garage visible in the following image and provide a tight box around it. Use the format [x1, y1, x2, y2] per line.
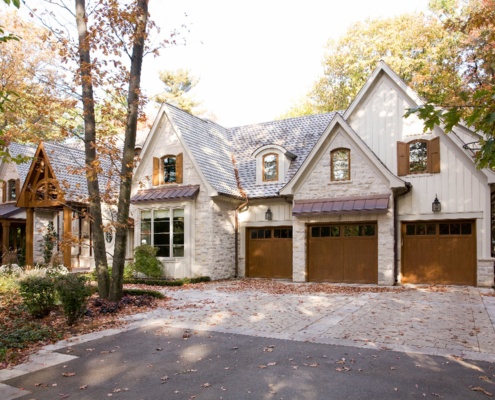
[247, 227, 293, 279]
[307, 223, 378, 284]
[401, 220, 476, 285]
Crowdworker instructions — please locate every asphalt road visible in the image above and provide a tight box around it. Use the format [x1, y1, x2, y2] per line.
[4, 326, 495, 400]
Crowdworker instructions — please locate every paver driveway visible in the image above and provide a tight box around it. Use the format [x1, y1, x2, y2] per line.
[126, 280, 495, 362]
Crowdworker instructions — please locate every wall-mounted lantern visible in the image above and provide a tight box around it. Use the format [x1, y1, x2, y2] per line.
[432, 195, 441, 213]
[265, 207, 273, 221]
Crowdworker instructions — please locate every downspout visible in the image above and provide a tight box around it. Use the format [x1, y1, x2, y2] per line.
[394, 182, 412, 285]
[232, 154, 248, 278]
[235, 198, 249, 278]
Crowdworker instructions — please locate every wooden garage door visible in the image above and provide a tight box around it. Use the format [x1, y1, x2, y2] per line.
[308, 223, 378, 284]
[401, 220, 476, 285]
[247, 227, 293, 279]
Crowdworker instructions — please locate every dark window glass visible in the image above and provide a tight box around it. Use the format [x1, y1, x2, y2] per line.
[409, 141, 428, 173]
[461, 223, 472, 235]
[450, 223, 460, 235]
[321, 226, 331, 237]
[360, 225, 375, 236]
[344, 226, 359, 237]
[7, 180, 16, 201]
[416, 224, 426, 235]
[251, 230, 258, 239]
[439, 223, 449, 235]
[274, 229, 280, 238]
[172, 210, 185, 257]
[286, 228, 293, 239]
[406, 225, 415, 235]
[331, 226, 340, 237]
[427, 224, 436, 235]
[264, 229, 272, 239]
[163, 156, 176, 183]
[257, 229, 265, 239]
[312, 227, 320, 237]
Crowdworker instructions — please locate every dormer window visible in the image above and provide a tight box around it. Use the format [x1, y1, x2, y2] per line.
[152, 153, 183, 186]
[263, 153, 278, 182]
[163, 156, 176, 183]
[331, 148, 350, 181]
[8, 179, 17, 201]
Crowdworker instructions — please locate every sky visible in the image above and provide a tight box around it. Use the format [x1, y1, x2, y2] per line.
[143, 0, 431, 127]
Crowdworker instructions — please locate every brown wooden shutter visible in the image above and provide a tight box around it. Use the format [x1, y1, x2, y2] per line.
[397, 141, 408, 176]
[152, 157, 160, 186]
[1, 181, 5, 203]
[176, 153, 183, 184]
[428, 137, 441, 173]
[15, 179, 20, 198]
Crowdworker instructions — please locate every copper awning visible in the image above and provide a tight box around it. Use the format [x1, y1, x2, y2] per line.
[293, 194, 390, 216]
[131, 185, 200, 203]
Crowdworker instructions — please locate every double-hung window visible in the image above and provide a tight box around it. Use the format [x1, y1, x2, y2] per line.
[140, 209, 185, 257]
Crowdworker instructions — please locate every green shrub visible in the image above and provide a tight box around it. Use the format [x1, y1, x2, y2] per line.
[123, 276, 211, 287]
[18, 275, 56, 318]
[123, 263, 135, 280]
[133, 245, 163, 278]
[55, 274, 91, 326]
[123, 288, 165, 298]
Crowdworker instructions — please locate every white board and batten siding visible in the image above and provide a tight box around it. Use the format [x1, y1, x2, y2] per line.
[347, 72, 493, 268]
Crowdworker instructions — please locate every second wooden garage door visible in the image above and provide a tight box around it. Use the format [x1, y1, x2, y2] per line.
[247, 227, 293, 279]
[308, 223, 378, 283]
[401, 220, 476, 285]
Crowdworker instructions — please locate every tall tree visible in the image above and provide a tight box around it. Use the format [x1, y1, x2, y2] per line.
[26, 0, 160, 300]
[154, 68, 200, 114]
[283, 12, 462, 117]
[409, 0, 495, 168]
[0, 11, 75, 142]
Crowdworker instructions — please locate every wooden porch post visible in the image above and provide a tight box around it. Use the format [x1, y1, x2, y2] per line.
[25, 208, 34, 267]
[63, 207, 72, 269]
[2, 221, 10, 264]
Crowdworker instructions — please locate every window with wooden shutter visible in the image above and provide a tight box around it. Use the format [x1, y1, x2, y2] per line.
[1, 181, 5, 203]
[176, 153, 183, 184]
[397, 141, 408, 176]
[397, 138, 441, 176]
[152, 157, 160, 186]
[428, 136, 440, 173]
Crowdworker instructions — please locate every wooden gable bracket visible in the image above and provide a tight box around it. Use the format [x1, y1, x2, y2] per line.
[17, 143, 64, 208]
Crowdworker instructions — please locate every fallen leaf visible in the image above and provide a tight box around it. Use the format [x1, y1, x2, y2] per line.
[202, 383, 211, 388]
[470, 386, 493, 396]
[267, 362, 277, 366]
[79, 385, 88, 390]
[62, 372, 76, 377]
[480, 376, 492, 382]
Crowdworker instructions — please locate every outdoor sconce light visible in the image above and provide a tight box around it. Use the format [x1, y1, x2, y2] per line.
[265, 207, 273, 221]
[432, 195, 441, 213]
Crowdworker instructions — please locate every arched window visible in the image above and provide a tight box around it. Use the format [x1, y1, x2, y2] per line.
[408, 140, 428, 173]
[152, 153, 183, 185]
[331, 148, 350, 181]
[263, 153, 278, 182]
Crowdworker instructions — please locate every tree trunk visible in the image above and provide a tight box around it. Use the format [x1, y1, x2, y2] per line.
[75, 0, 109, 298]
[109, 0, 148, 301]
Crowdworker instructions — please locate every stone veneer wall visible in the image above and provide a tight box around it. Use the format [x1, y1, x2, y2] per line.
[132, 116, 236, 280]
[33, 210, 56, 265]
[293, 131, 395, 285]
[477, 259, 494, 287]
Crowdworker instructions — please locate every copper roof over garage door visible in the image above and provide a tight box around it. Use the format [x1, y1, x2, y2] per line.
[293, 194, 390, 216]
[131, 185, 200, 203]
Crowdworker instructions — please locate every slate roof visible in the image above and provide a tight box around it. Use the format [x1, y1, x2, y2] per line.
[163, 105, 339, 199]
[8, 142, 37, 183]
[165, 105, 241, 198]
[42, 142, 118, 202]
[230, 113, 339, 198]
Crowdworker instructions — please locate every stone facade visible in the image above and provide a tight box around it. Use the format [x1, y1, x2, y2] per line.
[131, 116, 236, 280]
[292, 130, 395, 285]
